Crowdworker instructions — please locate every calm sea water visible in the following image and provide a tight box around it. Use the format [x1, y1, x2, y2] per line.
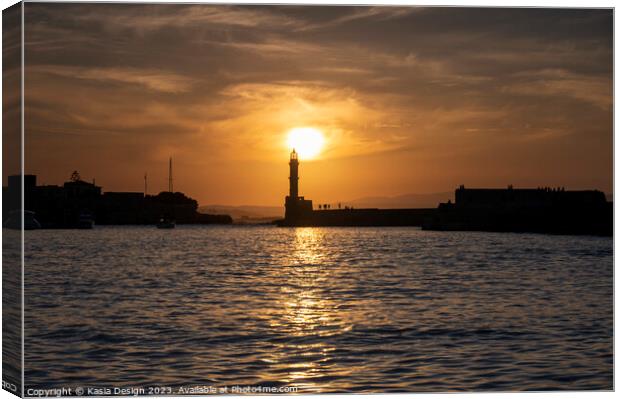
[24, 226, 612, 393]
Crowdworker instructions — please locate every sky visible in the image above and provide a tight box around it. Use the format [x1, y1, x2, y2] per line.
[19, 4, 612, 206]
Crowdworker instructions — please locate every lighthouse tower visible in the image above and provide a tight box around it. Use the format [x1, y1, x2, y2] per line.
[289, 149, 299, 199]
[284, 149, 313, 224]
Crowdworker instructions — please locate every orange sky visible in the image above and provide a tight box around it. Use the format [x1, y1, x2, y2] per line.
[13, 5, 613, 206]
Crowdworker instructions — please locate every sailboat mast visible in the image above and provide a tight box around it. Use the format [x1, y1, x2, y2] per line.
[168, 157, 173, 193]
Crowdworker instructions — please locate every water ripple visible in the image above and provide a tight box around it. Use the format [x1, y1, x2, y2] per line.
[24, 226, 612, 392]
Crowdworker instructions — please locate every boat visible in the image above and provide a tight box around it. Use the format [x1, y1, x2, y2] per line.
[157, 217, 176, 229]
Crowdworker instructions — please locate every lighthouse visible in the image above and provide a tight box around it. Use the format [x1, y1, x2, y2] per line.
[284, 149, 313, 225]
[289, 149, 299, 199]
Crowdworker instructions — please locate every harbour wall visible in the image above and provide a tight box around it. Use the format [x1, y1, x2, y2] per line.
[277, 208, 436, 227]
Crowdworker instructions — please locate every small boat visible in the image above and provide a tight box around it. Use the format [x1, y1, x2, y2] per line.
[157, 217, 176, 229]
[3, 210, 41, 230]
[77, 211, 95, 229]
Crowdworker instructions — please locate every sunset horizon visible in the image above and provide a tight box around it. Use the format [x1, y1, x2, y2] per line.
[8, 4, 611, 207]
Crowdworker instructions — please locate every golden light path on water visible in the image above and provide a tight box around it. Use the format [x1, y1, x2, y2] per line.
[260, 228, 352, 392]
[254, 228, 399, 392]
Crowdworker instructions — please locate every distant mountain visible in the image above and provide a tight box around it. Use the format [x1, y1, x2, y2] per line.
[199, 205, 284, 221]
[345, 192, 453, 209]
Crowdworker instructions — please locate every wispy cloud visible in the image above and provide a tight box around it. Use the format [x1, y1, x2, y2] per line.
[74, 5, 303, 32]
[506, 69, 612, 110]
[298, 6, 421, 31]
[198, 37, 323, 56]
[30, 65, 197, 93]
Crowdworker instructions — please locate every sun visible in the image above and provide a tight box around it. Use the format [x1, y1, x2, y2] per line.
[286, 127, 325, 159]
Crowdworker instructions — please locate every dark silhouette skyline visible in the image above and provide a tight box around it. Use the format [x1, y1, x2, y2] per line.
[3, 172, 232, 228]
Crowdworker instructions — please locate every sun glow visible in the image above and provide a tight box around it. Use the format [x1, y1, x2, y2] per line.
[286, 127, 325, 159]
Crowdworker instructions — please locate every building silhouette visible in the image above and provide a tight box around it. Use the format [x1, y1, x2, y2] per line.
[3, 172, 232, 228]
[424, 185, 612, 235]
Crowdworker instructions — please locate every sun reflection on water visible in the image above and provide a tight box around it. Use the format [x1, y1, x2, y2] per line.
[258, 228, 354, 391]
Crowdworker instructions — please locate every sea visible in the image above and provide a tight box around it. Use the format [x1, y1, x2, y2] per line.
[22, 226, 613, 393]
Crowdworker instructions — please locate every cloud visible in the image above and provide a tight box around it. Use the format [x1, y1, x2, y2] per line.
[505, 69, 612, 110]
[298, 6, 422, 31]
[29, 65, 196, 93]
[72, 4, 302, 32]
[197, 36, 323, 56]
